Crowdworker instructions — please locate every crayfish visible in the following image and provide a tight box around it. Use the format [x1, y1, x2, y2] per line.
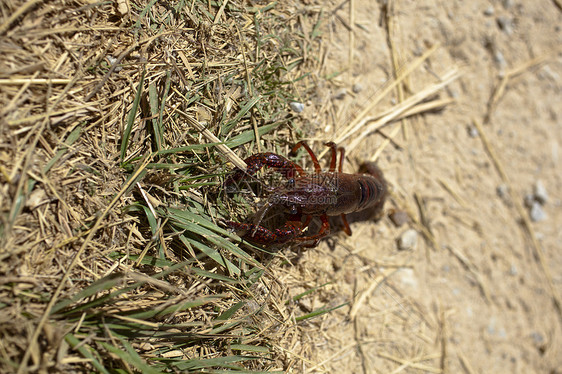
[224, 141, 387, 247]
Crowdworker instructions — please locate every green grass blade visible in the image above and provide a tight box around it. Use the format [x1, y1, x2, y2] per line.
[121, 70, 145, 162]
[180, 234, 240, 275]
[156, 142, 223, 155]
[209, 321, 242, 334]
[140, 204, 158, 237]
[222, 96, 261, 135]
[120, 338, 161, 373]
[295, 302, 348, 322]
[171, 355, 261, 371]
[216, 301, 246, 320]
[230, 344, 270, 353]
[108, 251, 191, 268]
[158, 70, 171, 127]
[166, 207, 261, 268]
[121, 152, 154, 195]
[191, 268, 240, 283]
[44, 124, 82, 173]
[51, 273, 124, 314]
[133, 0, 158, 36]
[65, 333, 110, 374]
[146, 162, 196, 170]
[127, 295, 223, 320]
[288, 282, 332, 303]
[100, 339, 160, 374]
[148, 82, 163, 152]
[225, 122, 281, 148]
[53, 260, 196, 315]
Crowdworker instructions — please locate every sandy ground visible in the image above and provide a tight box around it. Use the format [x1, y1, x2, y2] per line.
[282, 1, 562, 373]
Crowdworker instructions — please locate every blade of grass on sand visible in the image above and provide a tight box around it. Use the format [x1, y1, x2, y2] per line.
[287, 282, 332, 304]
[295, 302, 348, 322]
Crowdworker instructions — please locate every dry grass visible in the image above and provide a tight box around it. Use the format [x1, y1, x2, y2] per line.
[0, 0, 326, 372]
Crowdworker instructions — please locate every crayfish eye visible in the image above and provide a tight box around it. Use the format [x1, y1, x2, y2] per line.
[290, 205, 298, 215]
[287, 178, 295, 188]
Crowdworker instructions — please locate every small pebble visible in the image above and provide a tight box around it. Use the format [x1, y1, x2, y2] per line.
[483, 6, 495, 16]
[502, 0, 513, 9]
[397, 229, 418, 251]
[389, 209, 410, 227]
[333, 88, 347, 100]
[487, 318, 507, 338]
[535, 231, 544, 240]
[494, 50, 507, 69]
[530, 202, 547, 222]
[496, 16, 514, 35]
[344, 271, 356, 284]
[534, 180, 548, 204]
[530, 331, 547, 354]
[116, 0, 130, 16]
[298, 298, 313, 313]
[468, 125, 479, 138]
[352, 83, 363, 93]
[397, 268, 418, 289]
[107, 56, 122, 72]
[524, 193, 535, 208]
[26, 188, 48, 209]
[530, 331, 544, 345]
[289, 102, 304, 113]
[496, 184, 508, 198]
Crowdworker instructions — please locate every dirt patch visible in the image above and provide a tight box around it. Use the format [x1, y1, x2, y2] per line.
[285, 0, 562, 372]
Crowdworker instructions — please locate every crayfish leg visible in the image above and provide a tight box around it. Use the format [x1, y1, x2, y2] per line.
[325, 142, 338, 172]
[225, 220, 303, 246]
[340, 213, 352, 236]
[338, 146, 345, 173]
[225, 152, 305, 187]
[296, 214, 331, 247]
[291, 141, 322, 173]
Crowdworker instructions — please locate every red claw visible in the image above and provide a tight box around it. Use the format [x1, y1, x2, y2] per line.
[225, 220, 303, 246]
